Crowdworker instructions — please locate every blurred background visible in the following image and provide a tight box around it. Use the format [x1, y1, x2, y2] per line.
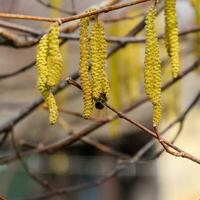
[0, 0, 199, 200]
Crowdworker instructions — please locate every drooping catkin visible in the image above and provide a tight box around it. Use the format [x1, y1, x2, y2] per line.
[90, 20, 110, 103]
[49, 0, 69, 105]
[90, 21, 102, 101]
[36, 34, 49, 98]
[36, 23, 63, 125]
[47, 93, 59, 125]
[79, 16, 93, 119]
[144, 7, 162, 127]
[47, 23, 64, 87]
[165, 0, 180, 78]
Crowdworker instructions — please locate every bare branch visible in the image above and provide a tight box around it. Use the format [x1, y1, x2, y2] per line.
[0, 0, 151, 23]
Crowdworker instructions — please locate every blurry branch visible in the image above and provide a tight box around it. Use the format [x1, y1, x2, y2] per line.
[0, 61, 36, 79]
[0, 131, 9, 148]
[24, 143, 150, 200]
[1, 24, 200, 48]
[58, 116, 129, 160]
[0, 59, 199, 165]
[23, 91, 200, 200]
[0, 0, 150, 23]
[10, 129, 58, 192]
[0, 27, 37, 48]
[103, 11, 145, 23]
[37, 0, 76, 15]
[0, 20, 42, 35]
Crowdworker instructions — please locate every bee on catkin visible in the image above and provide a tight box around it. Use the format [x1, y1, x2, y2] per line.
[47, 22, 64, 88]
[144, 7, 162, 127]
[79, 16, 93, 119]
[90, 20, 110, 103]
[165, 0, 180, 78]
[98, 22, 110, 99]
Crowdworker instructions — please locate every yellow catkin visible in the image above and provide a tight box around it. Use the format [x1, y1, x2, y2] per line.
[36, 25, 61, 125]
[90, 20, 110, 103]
[47, 22, 64, 87]
[47, 93, 58, 125]
[90, 21, 102, 101]
[36, 34, 49, 98]
[144, 7, 162, 127]
[165, 0, 180, 78]
[79, 16, 93, 119]
[50, 0, 69, 105]
[98, 22, 110, 99]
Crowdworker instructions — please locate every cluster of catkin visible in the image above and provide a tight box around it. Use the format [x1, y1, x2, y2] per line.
[36, 22, 63, 125]
[79, 13, 110, 119]
[144, 1, 180, 127]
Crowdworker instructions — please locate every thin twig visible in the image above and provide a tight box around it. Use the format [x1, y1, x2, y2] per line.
[58, 117, 129, 160]
[0, 0, 151, 23]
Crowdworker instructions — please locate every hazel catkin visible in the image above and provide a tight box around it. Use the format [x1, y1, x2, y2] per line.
[144, 7, 162, 127]
[36, 34, 49, 98]
[47, 93, 58, 125]
[90, 20, 110, 103]
[90, 21, 102, 101]
[79, 16, 93, 119]
[165, 0, 180, 78]
[36, 22, 63, 125]
[47, 22, 64, 87]
[98, 22, 110, 99]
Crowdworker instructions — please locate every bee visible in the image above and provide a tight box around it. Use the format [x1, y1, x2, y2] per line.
[95, 101, 104, 110]
[95, 92, 107, 110]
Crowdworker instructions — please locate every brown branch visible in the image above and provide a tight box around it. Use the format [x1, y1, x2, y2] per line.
[0, 27, 37, 48]
[103, 11, 145, 23]
[105, 99, 200, 164]
[0, 59, 199, 164]
[0, 0, 151, 23]
[0, 61, 36, 79]
[58, 116, 129, 160]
